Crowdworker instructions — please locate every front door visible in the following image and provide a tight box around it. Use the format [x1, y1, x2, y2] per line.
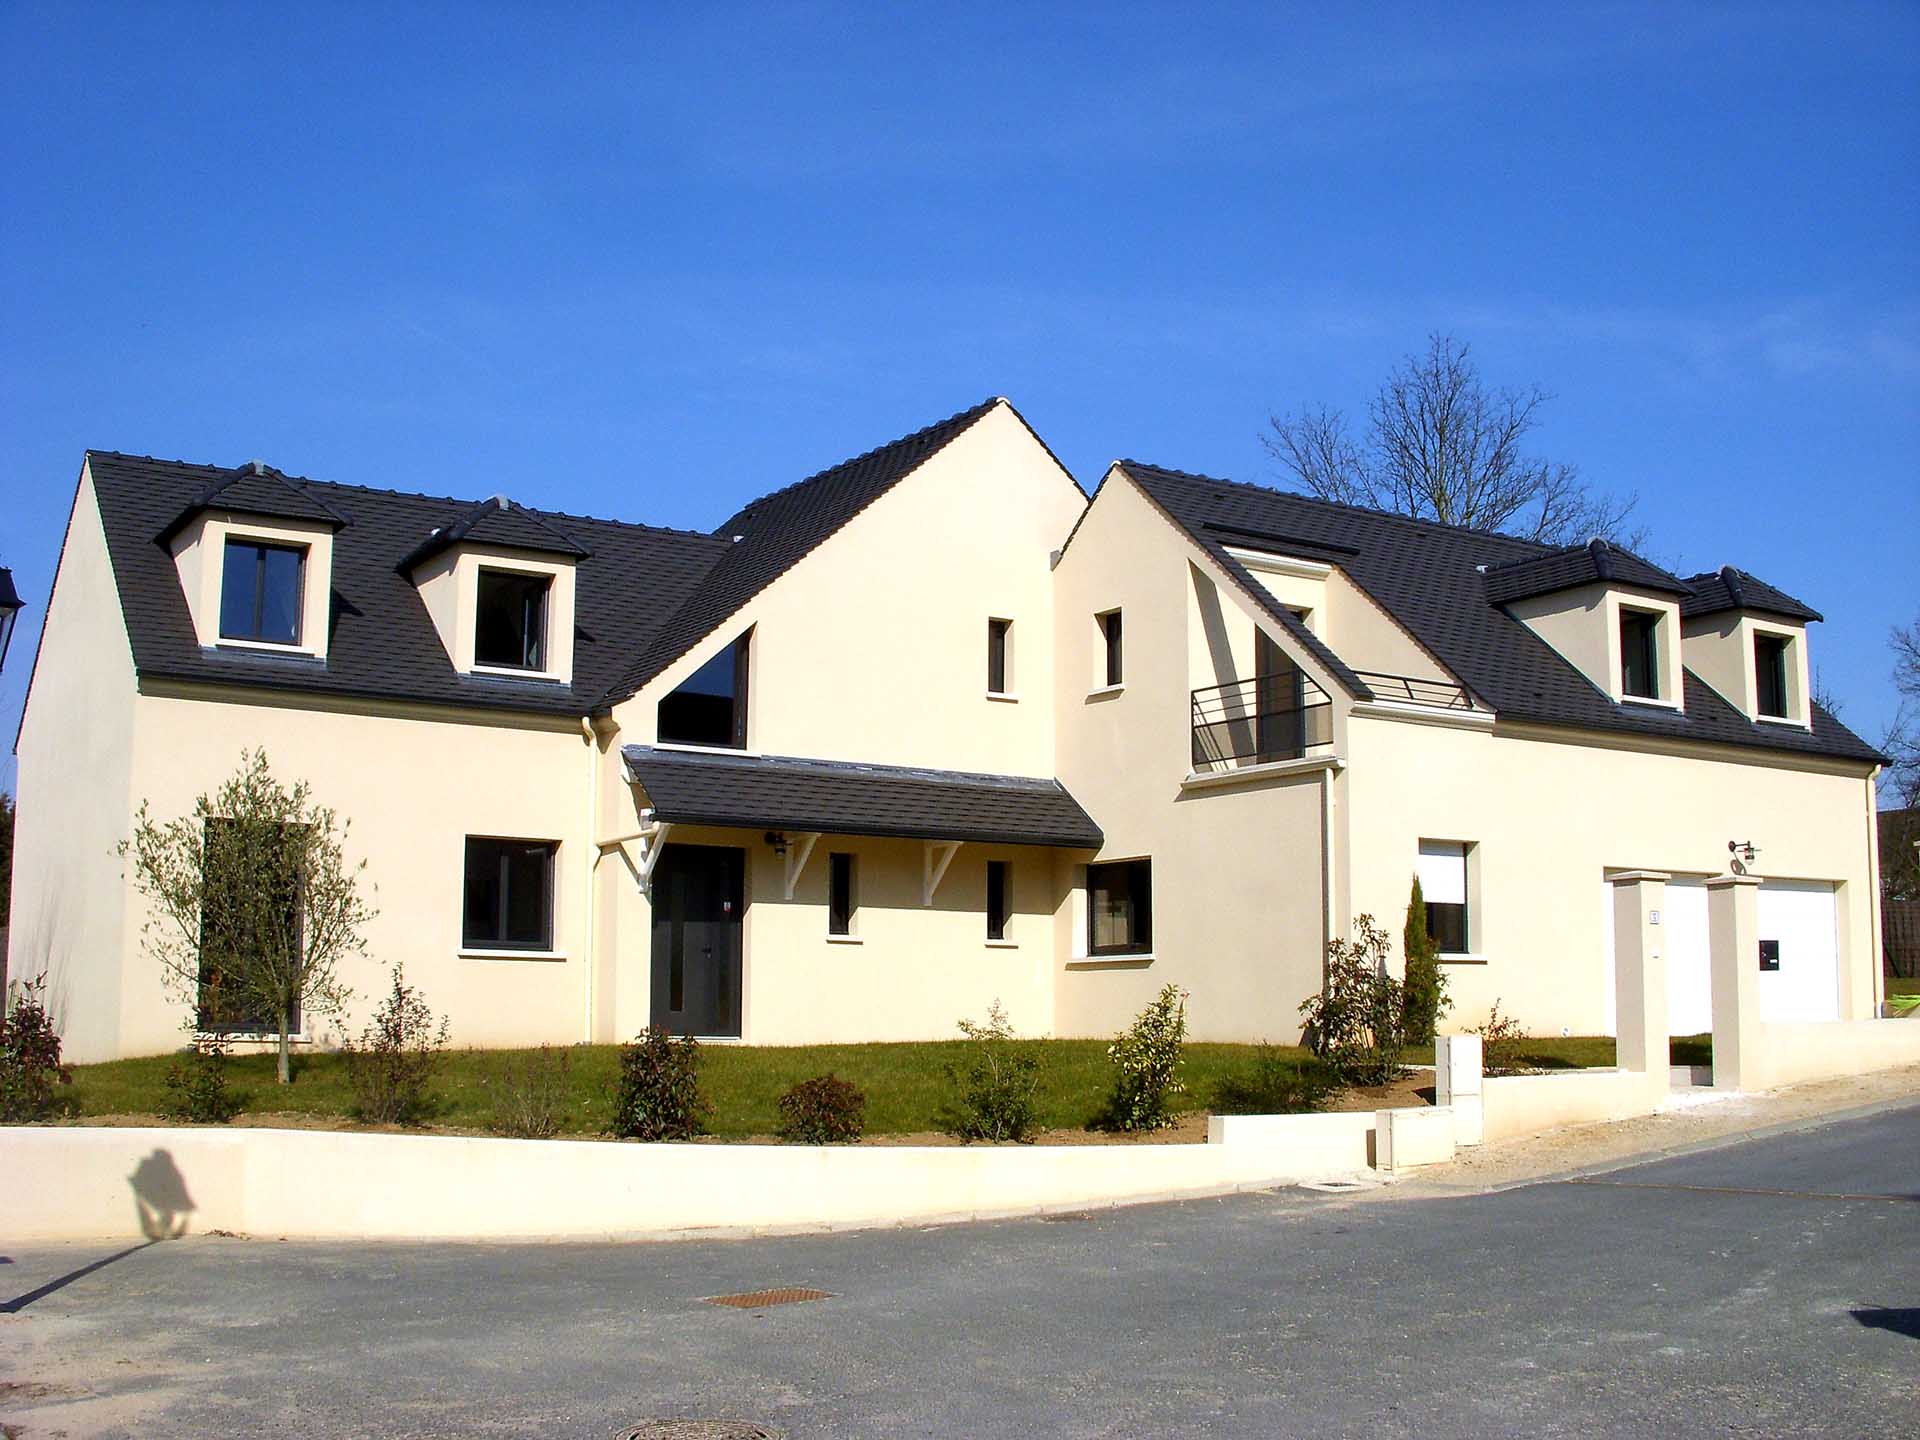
[650, 845, 744, 1037]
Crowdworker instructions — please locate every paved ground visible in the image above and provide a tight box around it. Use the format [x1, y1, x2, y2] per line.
[3, 1100, 1916, 1439]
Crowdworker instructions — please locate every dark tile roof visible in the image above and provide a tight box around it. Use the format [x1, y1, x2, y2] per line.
[87, 451, 730, 717]
[1483, 538, 1692, 605]
[1118, 462, 1881, 766]
[622, 745, 1104, 849]
[596, 398, 1003, 710]
[155, 461, 349, 544]
[1680, 567, 1823, 624]
[398, 495, 592, 571]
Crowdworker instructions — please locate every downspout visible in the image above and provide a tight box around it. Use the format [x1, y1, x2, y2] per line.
[581, 714, 599, 1044]
[1320, 763, 1336, 954]
[1866, 770, 1884, 1019]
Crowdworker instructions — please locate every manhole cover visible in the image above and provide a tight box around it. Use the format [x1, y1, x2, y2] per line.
[701, 1287, 832, 1310]
[619, 1424, 782, 1440]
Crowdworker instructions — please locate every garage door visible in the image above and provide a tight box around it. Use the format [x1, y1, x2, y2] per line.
[1600, 876, 1711, 1037]
[1757, 881, 1840, 1023]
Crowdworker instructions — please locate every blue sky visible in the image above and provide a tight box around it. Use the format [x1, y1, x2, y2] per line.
[2, 3, 1916, 791]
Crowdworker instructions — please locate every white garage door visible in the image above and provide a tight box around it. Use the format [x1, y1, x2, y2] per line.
[1757, 881, 1840, 1023]
[1600, 876, 1711, 1037]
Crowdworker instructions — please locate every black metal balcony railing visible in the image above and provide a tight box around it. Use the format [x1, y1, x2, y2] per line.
[1351, 670, 1474, 709]
[1191, 674, 1334, 769]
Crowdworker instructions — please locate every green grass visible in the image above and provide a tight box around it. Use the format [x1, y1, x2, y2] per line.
[58, 1033, 1646, 1138]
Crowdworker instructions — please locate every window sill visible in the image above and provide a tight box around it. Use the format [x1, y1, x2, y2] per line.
[985, 691, 1021, 703]
[1754, 713, 1809, 729]
[984, 938, 1020, 949]
[1181, 753, 1342, 791]
[1436, 953, 1488, 965]
[212, 638, 321, 659]
[1085, 683, 1125, 700]
[459, 948, 566, 962]
[1618, 695, 1682, 712]
[826, 934, 864, 945]
[469, 664, 567, 684]
[1066, 953, 1155, 969]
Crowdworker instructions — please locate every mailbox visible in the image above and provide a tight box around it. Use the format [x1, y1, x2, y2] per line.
[1758, 939, 1780, 972]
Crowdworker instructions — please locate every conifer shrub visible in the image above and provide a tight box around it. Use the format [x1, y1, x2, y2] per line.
[1400, 874, 1451, 1046]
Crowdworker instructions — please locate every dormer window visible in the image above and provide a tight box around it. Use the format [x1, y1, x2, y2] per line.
[220, 539, 306, 646]
[1619, 608, 1661, 700]
[1755, 633, 1790, 719]
[475, 568, 549, 671]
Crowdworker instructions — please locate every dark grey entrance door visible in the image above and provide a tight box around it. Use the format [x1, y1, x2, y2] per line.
[650, 845, 744, 1037]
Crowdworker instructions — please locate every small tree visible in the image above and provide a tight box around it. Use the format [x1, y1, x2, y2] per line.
[1400, 875, 1449, 1046]
[344, 964, 449, 1126]
[1299, 914, 1407, 1085]
[124, 750, 374, 1084]
[943, 1000, 1044, 1143]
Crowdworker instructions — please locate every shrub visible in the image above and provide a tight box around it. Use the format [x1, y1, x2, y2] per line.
[484, 1045, 573, 1139]
[1476, 1000, 1540, 1077]
[0, 975, 71, 1123]
[162, 1040, 243, 1124]
[1100, 984, 1189, 1132]
[776, 1073, 867, 1144]
[610, 1027, 708, 1141]
[943, 1000, 1043, 1143]
[1400, 875, 1450, 1046]
[344, 964, 449, 1126]
[1210, 1045, 1344, 1116]
[1299, 914, 1408, 1086]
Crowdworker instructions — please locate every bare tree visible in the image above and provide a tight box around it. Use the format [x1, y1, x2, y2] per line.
[1883, 614, 1920, 901]
[1264, 334, 1643, 547]
[124, 750, 374, 1083]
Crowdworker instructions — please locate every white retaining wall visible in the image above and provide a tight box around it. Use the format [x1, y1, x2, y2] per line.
[4, 1116, 1383, 1244]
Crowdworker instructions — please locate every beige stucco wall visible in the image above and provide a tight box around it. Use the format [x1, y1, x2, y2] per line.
[106, 687, 596, 1060]
[1051, 471, 1332, 1043]
[8, 466, 141, 1061]
[1344, 713, 1879, 1036]
[609, 401, 1087, 779]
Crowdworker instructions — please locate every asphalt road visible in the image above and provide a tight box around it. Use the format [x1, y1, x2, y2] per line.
[3, 1101, 1916, 1439]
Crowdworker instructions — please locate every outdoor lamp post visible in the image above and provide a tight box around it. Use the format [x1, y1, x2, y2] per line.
[0, 567, 21, 672]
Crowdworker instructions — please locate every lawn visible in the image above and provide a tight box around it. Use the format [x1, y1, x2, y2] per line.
[55, 1031, 1661, 1138]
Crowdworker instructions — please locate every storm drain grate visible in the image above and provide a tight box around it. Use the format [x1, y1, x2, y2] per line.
[619, 1423, 783, 1440]
[701, 1286, 832, 1310]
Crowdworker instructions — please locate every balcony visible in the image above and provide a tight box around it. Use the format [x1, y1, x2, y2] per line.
[1191, 674, 1334, 770]
[1350, 670, 1473, 709]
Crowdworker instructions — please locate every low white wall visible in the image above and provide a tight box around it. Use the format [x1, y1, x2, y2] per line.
[1481, 1069, 1668, 1144]
[1745, 1019, 1920, 1092]
[2, 1118, 1381, 1244]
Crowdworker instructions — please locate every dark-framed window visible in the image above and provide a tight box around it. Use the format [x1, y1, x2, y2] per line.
[987, 617, 1012, 694]
[463, 837, 557, 950]
[1619, 609, 1660, 700]
[219, 539, 305, 645]
[1088, 858, 1152, 956]
[475, 569, 550, 670]
[986, 859, 1012, 941]
[1418, 840, 1470, 956]
[658, 631, 751, 748]
[828, 852, 856, 936]
[197, 817, 303, 1034]
[1099, 610, 1123, 686]
[1755, 633, 1791, 718]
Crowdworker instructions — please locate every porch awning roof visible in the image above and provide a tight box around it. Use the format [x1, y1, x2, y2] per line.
[620, 746, 1104, 849]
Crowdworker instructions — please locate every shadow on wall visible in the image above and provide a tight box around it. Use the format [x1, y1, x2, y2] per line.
[130, 1148, 195, 1240]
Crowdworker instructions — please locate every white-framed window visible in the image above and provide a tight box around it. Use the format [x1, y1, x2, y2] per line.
[474, 568, 551, 671]
[219, 538, 307, 646]
[1619, 608, 1662, 700]
[1417, 840, 1473, 956]
[987, 617, 1014, 696]
[1088, 858, 1152, 956]
[828, 851, 858, 937]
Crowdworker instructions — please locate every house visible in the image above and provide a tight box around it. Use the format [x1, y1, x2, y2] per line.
[7, 399, 1888, 1063]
